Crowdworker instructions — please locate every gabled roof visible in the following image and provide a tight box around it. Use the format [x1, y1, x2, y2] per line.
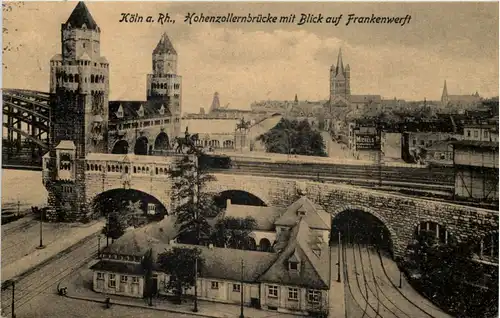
[274, 196, 331, 230]
[103, 229, 160, 257]
[64, 2, 99, 31]
[108, 100, 172, 122]
[257, 219, 330, 289]
[218, 205, 285, 231]
[153, 33, 177, 55]
[349, 95, 382, 104]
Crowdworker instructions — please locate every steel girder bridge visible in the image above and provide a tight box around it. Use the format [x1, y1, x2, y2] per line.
[3, 89, 50, 166]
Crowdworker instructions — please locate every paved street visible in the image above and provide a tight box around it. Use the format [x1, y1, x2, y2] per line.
[1, 230, 100, 317]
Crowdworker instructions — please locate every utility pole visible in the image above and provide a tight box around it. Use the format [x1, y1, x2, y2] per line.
[193, 256, 198, 312]
[193, 153, 199, 313]
[11, 281, 15, 318]
[337, 231, 341, 282]
[106, 213, 110, 247]
[240, 259, 245, 318]
[98, 235, 101, 258]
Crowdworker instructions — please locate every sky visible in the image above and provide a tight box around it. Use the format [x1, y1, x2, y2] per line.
[3, 1, 499, 113]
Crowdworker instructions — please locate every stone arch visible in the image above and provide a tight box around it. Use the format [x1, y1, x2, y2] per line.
[330, 204, 398, 254]
[259, 238, 272, 252]
[154, 132, 170, 151]
[213, 189, 268, 209]
[134, 136, 149, 155]
[112, 140, 129, 154]
[90, 188, 169, 221]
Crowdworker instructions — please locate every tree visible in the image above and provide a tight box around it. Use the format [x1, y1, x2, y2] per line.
[170, 152, 221, 245]
[102, 211, 127, 244]
[210, 216, 257, 249]
[142, 248, 155, 306]
[157, 247, 204, 304]
[258, 118, 327, 157]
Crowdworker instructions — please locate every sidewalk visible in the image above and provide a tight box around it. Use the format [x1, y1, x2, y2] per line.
[64, 265, 303, 318]
[2, 218, 105, 281]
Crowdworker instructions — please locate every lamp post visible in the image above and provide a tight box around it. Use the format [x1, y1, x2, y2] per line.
[240, 259, 245, 318]
[98, 235, 102, 258]
[36, 207, 45, 249]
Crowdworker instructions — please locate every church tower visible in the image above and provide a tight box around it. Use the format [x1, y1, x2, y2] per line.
[441, 80, 449, 106]
[147, 33, 182, 138]
[46, 1, 109, 221]
[329, 48, 351, 101]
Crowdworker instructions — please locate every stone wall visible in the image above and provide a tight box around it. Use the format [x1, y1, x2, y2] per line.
[209, 173, 499, 257]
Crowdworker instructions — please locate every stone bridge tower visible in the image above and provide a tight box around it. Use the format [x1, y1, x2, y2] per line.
[46, 1, 109, 220]
[147, 33, 182, 138]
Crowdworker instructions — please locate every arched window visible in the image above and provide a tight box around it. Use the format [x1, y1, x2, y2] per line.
[133, 166, 137, 173]
[125, 166, 129, 174]
[91, 75, 94, 83]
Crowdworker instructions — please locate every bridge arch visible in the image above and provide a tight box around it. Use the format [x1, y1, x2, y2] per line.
[154, 132, 170, 151]
[91, 188, 168, 223]
[213, 190, 268, 209]
[112, 140, 129, 154]
[330, 204, 398, 255]
[134, 136, 149, 155]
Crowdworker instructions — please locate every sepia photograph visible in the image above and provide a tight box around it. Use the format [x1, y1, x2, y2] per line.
[1, 1, 498, 317]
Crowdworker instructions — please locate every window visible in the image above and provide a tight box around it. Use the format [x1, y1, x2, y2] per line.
[109, 274, 116, 288]
[412, 139, 416, 146]
[233, 284, 241, 292]
[268, 285, 278, 298]
[211, 281, 219, 290]
[289, 261, 298, 270]
[420, 140, 425, 146]
[120, 275, 128, 283]
[484, 130, 489, 139]
[307, 290, 321, 303]
[474, 130, 479, 138]
[288, 288, 298, 300]
[97, 272, 104, 280]
[467, 130, 471, 137]
[147, 203, 156, 215]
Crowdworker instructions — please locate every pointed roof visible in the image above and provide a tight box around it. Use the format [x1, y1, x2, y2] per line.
[153, 33, 177, 55]
[335, 48, 345, 76]
[64, 2, 99, 31]
[274, 196, 331, 230]
[210, 92, 220, 112]
[442, 80, 448, 98]
[257, 219, 330, 289]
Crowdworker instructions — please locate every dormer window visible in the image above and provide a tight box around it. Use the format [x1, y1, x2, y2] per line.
[289, 261, 298, 271]
[297, 206, 307, 217]
[137, 105, 145, 117]
[116, 105, 124, 119]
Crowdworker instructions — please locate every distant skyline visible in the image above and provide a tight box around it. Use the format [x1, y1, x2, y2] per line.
[3, 2, 499, 113]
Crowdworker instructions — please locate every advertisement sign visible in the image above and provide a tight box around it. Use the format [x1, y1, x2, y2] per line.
[355, 134, 380, 150]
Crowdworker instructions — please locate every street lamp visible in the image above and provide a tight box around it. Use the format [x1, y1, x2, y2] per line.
[337, 231, 341, 283]
[36, 207, 45, 250]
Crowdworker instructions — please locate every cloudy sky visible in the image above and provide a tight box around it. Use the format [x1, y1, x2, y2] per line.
[3, 1, 498, 113]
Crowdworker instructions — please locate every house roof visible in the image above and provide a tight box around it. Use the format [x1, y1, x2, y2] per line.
[64, 2, 99, 31]
[274, 196, 331, 230]
[90, 260, 144, 275]
[451, 140, 499, 150]
[426, 141, 453, 151]
[257, 219, 330, 289]
[108, 100, 172, 123]
[102, 228, 160, 257]
[446, 95, 480, 104]
[220, 204, 285, 231]
[350, 95, 382, 104]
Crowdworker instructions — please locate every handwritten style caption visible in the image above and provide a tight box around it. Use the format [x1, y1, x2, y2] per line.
[119, 13, 412, 27]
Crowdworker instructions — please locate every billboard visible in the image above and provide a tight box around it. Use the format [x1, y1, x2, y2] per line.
[355, 134, 380, 150]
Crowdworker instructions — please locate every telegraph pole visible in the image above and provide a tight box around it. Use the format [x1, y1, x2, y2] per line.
[337, 231, 341, 282]
[240, 259, 245, 318]
[193, 256, 198, 312]
[11, 281, 15, 318]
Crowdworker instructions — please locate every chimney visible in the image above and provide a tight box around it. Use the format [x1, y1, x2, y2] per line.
[226, 199, 231, 208]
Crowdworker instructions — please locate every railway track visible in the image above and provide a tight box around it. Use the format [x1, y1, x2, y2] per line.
[1, 233, 99, 316]
[342, 236, 447, 318]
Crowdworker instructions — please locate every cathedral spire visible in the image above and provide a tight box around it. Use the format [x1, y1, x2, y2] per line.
[64, 2, 99, 31]
[335, 48, 345, 75]
[442, 80, 448, 98]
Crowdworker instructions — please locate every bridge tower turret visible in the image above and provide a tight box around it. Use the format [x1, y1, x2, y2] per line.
[146, 33, 182, 138]
[46, 1, 109, 221]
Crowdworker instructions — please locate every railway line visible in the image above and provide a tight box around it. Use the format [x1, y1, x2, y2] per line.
[341, 239, 451, 318]
[1, 233, 99, 317]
